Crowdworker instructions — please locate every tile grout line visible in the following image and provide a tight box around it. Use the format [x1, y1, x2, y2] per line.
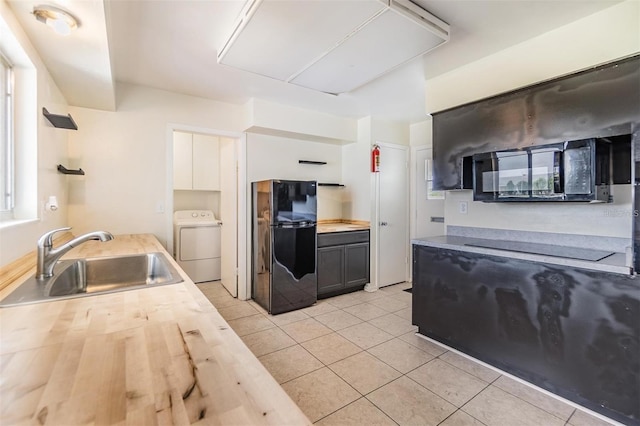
[463, 380, 579, 426]
[436, 408, 488, 426]
[204, 281, 594, 426]
[492, 378, 577, 423]
[412, 331, 623, 425]
[208, 281, 419, 424]
[361, 394, 402, 426]
[458, 374, 495, 410]
[565, 408, 577, 426]
[279, 289, 412, 424]
[324, 353, 403, 398]
[313, 396, 400, 426]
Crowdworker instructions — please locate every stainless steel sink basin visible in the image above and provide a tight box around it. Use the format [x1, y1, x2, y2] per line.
[0, 252, 184, 307]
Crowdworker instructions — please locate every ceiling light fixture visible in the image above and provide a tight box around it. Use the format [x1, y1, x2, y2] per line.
[33, 5, 79, 36]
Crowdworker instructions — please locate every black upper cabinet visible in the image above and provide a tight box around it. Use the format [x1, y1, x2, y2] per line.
[610, 134, 632, 184]
[432, 56, 640, 190]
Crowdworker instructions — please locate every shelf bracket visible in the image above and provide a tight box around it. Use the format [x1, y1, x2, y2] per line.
[43, 108, 78, 130]
[57, 165, 85, 175]
[299, 160, 327, 165]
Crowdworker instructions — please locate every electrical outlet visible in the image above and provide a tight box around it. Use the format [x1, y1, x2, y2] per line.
[459, 201, 468, 215]
[156, 202, 165, 214]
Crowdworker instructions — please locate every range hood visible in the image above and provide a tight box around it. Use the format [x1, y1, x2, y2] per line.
[217, 0, 449, 95]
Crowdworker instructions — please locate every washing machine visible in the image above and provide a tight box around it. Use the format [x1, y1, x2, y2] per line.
[173, 210, 222, 283]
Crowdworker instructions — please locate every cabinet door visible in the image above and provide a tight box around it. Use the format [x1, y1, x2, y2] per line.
[317, 246, 345, 294]
[173, 131, 193, 190]
[345, 242, 369, 287]
[192, 134, 220, 191]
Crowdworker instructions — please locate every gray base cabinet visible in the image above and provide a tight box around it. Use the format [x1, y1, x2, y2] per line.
[318, 231, 369, 298]
[317, 245, 345, 294]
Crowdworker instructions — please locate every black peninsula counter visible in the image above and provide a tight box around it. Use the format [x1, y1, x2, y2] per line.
[411, 236, 639, 425]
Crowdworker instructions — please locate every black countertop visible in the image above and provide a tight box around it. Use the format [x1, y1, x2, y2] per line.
[412, 235, 630, 275]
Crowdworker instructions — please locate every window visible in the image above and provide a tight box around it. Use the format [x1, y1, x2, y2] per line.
[0, 52, 13, 217]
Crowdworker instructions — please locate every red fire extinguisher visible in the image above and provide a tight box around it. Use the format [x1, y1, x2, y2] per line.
[371, 145, 380, 173]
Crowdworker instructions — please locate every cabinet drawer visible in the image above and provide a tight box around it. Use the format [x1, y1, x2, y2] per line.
[318, 231, 369, 247]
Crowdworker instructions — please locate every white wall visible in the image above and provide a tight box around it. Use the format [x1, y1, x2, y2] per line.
[445, 187, 632, 239]
[340, 116, 410, 222]
[371, 119, 410, 147]
[425, 0, 640, 113]
[245, 133, 343, 220]
[67, 83, 245, 247]
[246, 98, 357, 144]
[173, 190, 220, 218]
[341, 117, 372, 221]
[0, 2, 69, 267]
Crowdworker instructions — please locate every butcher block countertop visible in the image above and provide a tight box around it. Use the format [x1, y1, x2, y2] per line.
[317, 220, 369, 234]
[0, 234, 311, 425]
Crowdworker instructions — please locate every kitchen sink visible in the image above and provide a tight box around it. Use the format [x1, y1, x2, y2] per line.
[0, 252, 184, 307]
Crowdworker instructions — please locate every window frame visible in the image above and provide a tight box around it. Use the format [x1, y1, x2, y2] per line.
[0, 51, 14, 218]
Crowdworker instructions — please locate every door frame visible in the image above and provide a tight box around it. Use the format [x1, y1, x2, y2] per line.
[166, 124, 248, 300]
[368, 141, 409, 291]
[219, 136, 239, 297]
[410, 144, 429, 283]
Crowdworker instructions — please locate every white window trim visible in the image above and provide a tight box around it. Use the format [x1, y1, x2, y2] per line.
[0, 51, 14, 220]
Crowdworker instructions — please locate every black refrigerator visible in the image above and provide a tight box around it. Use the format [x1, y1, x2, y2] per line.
[252, 180, 318, 314]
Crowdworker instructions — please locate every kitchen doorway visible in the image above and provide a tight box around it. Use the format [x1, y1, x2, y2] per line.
[376, 142, 409, 288]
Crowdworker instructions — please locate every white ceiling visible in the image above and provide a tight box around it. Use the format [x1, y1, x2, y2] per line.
[7, 0, 115, 110]
[7, 0, 623, 123]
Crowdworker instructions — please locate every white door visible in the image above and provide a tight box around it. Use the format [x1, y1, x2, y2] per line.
[220, 137, 238, 297]
[378, 143, 409, 287]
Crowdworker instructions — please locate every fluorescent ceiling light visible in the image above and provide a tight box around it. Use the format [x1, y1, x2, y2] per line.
[33, 5, 79, 36]
[217, 0, 449, 95]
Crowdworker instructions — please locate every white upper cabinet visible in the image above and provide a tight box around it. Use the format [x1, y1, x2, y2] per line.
[173, 131, 193, 190]
[192, 134, 220, 190]
[173, 131, 220, 191]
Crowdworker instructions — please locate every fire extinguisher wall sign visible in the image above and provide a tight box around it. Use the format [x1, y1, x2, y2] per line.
[372, 145, 380, 173]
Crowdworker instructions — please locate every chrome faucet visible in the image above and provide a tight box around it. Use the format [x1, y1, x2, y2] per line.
[36, 227, 114, 279]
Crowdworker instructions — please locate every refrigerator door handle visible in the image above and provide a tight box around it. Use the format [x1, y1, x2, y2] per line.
[276, 222, 317, 229]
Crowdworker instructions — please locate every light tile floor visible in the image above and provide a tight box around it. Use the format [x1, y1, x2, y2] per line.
[197, 281, 618, 426]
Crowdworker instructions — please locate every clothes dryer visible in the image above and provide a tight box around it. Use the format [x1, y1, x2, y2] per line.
[173, 210, 221, 283]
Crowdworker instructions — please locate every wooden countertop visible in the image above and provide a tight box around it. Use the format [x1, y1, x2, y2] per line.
[317, 220, 370, 234]
[0, 234, 311, 425]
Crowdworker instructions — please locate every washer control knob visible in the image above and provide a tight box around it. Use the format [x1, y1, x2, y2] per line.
[191, 212, 198, 218]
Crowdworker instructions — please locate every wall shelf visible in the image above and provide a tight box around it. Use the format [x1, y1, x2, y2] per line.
[57, 165, 85, 175]
[43, 108, 78, 130]
[299, 160, 327, 165]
